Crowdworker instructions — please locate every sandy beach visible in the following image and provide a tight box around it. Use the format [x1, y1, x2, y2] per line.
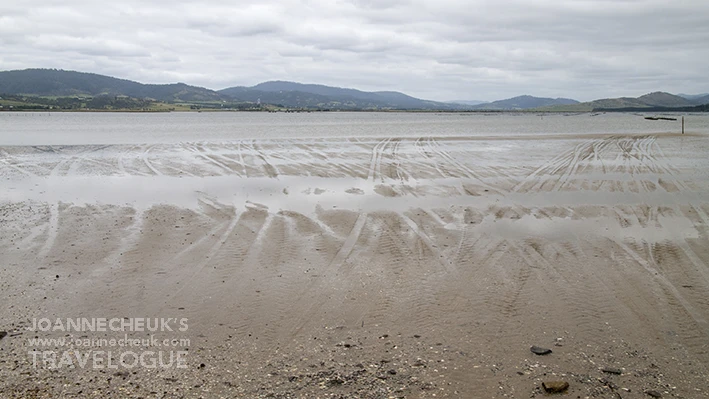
[1, 131, 709, 398]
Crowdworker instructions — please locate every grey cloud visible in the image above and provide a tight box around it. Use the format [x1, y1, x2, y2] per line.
[30, 35, 151, 58]
[1, 0, 708, 101]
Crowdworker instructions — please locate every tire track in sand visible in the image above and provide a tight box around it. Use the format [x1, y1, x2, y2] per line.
[613, 137, 709, 288]
[413, 136, 448, 178]
[251, 140, 280, 178]
[512, 137, 614, 193]
[286, 211, 370, 337]
[612, 239, 709, 335]
[399, 212, 454, 272]
[186, 143, 232, 175]
[512, 239, 621, 347]
[0, 149, 44, 177]
[427, 137, 504, 195]
[37, 203, 59, 258]
[141, 144, 163, 176]
[635, 138, 709, 226]
[367, 138, 391, 182]
[364, 214, 445, 332]
[159, 207, 242, 302]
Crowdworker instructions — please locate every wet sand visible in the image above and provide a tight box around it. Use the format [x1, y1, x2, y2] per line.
[1, 133, 709, 398]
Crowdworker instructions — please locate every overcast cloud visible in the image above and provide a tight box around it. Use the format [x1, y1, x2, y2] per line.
[1, 0, 708, 101]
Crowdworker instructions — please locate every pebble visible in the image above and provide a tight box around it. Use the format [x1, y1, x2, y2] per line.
[0, 331, 7, 340]
[602, 367, 623, 375]
[530, 346, 552, 355]
[542, 381, 569, 393]
[645, 391, 662, 398]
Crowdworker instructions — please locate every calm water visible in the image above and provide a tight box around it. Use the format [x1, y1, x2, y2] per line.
[1, 111, 707, 145]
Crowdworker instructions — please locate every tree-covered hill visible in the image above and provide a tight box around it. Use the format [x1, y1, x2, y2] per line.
[0, 69, 223, 102]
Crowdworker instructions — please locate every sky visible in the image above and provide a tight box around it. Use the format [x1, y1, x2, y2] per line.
[1, 0, 708, 102]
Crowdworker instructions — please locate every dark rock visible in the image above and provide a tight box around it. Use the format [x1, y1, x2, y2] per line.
[530, 345, 552, 355]
[387, 369, 397, 375]
[0, 331, 7, 340]
[645, 117, 676, 121]
[602, 367, 623, 375]
[645, 391, 662, 398]
[328, 376, 345, 385]
[542, 381, 569, 393]
[599, 378, 619, 390]
[198, 363, 206, 369]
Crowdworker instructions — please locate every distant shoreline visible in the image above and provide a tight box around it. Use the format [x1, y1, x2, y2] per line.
[2, 108, 708, 114]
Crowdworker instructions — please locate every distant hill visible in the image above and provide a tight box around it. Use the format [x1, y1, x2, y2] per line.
[219, 81, 466, 110]
[447, 100, 488, 106]
[689, 94, 709, 105]
[471, 95, 579, 110]
[677, 93, 709, 101]
[540, 91, 706, 112]
[594, 103, 709, 113]
[0, 69, 223, 102]
[214, 86, 336, 108]
[636, 92, 693, 107]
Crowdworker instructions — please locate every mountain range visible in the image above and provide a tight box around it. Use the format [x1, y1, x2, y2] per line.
[1, 69, 708, 111]
[677, 93, 709, 100]
[0, 69, 464, 110]
[539, 91, 709, 112]
[217, 81, 461, 110]
[467, 95, 579, 110]
[0, 69, 223, 102]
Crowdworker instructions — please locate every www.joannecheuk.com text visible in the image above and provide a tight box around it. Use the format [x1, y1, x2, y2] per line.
[29, 318, 189, 332]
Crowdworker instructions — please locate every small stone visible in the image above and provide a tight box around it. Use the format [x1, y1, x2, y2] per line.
[542, 381, 569, 393]
[602, 367, 623, 375]
[198, 363, 206, 369]
[530, 345, 552, 355]
[0, 331, 7, 340]
[330, 376, 345, 385]
[645, 391, 662, 398]
[387, 369, 397, 375]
